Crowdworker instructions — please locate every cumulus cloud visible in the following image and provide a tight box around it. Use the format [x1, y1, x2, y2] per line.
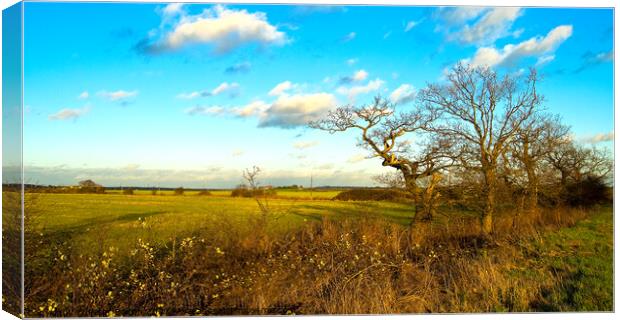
[259, 93, 337, 128]
[293, 140, 320, 149]
[98, 90, 138, 102]
[336, 78, 384, 100]
[462, 25, 573, 68]
[177, 82, 240, 99]
[389, 84, 416, 105]
[138, 5, 287, 54]
[78, 91, 89, 99]
[48, 106, 90, 121]
[225, 61, 251, 73]
[231, 100, 270, 117]
[582, 131, 613, 144]
[268, 81, 295, 96]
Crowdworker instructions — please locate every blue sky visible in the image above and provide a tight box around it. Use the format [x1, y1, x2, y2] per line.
[18, 3, 613, 188]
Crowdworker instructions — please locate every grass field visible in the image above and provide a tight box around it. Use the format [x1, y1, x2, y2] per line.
[104, 188, 344, 199]
[28, 191, 415, 253]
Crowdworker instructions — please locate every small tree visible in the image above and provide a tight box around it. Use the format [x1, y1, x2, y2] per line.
[310, 97, 452, 222]
[174, 187, 185, 195]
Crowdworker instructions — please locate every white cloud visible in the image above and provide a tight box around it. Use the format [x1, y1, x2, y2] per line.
[389, 84, 416, 105]
[582, 131, 613, 144]
[184, 106, 226, 115]
[339, 69, 369, 84]
[78, 91, 89, 99]
[347, 154, 367, 164]
[231, 100, 270, 117]
[162, 3, 184, 17]
[231, 149, 245, 156]
[293, 140, 320, 149]
[336, 78, 384, 100]
[48, 106, 90, 121]
[98, 90, 138, 102]
[146, 5, 286, 54]
[177, 91, 202, 99]
[404, 20, 420, 32]
[346, 58, 358, 66]
[438, 7, 487, 25]
[463, 25, 573, 68]
[259, 93, 338, 128]
[268, 81, 294, 96]
[177, 82, 240, 99]
[457, 7, 522, 45]
[353, 70, 368, 81]
[343, 32, 356, 42]
[535, 55, 555, 67]
[211, 82, 240, 96]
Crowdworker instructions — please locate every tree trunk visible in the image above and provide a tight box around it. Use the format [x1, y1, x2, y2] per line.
[526, 167, 539, 215]
[402, 172, 419, 225]
[481, 168, 496, 237]
[421, 173, 442, 221]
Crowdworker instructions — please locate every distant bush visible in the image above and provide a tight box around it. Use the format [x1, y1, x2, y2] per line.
[77, 179, 105, 194]
[564, 176, 612, 207]
[231, 185, 276, 198]
[197, 190, 212, 196]
[122, 188, 134, 195]
[174, 187, 185, 195]
[333, 188, 413, 201]
[151, 189, 158, 196]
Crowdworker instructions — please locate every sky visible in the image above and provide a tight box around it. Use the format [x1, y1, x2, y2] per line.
[11, 2, 614, 188]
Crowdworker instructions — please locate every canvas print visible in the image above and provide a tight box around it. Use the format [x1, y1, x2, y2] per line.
[1, 1, 614, 317]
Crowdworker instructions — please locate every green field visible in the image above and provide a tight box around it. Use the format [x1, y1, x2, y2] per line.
[29, 191, 415, 253]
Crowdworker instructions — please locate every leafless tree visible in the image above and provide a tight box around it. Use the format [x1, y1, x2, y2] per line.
[418, 64, 542, 236]
[310, 96, 453, 222]
[509, 114, 570, 214]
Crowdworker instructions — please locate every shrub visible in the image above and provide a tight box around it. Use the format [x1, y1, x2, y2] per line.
[174, 187, 185, 195]
[231, 185, 276, 198]
[122, 188, 134, 195]
[333, 188, 413, 201]
[197, 190, 212, 196]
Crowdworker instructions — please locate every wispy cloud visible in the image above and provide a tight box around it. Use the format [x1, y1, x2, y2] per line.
[136, 5, 287, 55]
[461, 25, 572, 68]
[389, 84, 416, 105]
[177, 82, 240, 99]
[574, 50, 613, 73]
[293, 140, 320, 149]
[225, 61, 251, 74]
[404, 20, 422, 32]
[98, 90, 138, 104]
[339, 69, 368, 84]
[268, 81, 295, 96]
[342, 32, 356, 42]
[78, 91, 89, 99]
[48, 106, 90, 121]
[184, 105, 226, 115]
[346, 58, 358, 66]
[582, 131, 613, 144]
[438, 7, 522, 46]
[336, 78, 384, 100]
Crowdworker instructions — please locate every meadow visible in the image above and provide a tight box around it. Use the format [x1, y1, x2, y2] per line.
[9, 189, 612, 316]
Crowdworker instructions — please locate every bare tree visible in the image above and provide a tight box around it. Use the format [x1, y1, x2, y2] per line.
[310, 96, 452, 222]
[509, 114, 570, 214]
[418, 64, 542, 236]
